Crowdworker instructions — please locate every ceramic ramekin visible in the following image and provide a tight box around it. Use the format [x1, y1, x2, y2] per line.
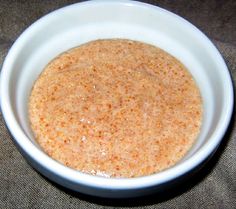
[0, 0, 234, 198]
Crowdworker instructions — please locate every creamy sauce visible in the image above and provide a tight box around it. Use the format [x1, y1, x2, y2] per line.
[29, 39, 202, 178]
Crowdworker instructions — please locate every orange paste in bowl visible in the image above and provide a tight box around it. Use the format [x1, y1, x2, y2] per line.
[29, 39, 202, 178]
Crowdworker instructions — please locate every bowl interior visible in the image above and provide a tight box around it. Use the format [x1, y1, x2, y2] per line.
[2, 1, 232, 185]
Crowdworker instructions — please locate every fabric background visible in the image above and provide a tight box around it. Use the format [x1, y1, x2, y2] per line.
[0, 0, 235, 208]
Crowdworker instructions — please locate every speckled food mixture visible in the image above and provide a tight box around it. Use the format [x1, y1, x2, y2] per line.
[29, 39, 202, 178]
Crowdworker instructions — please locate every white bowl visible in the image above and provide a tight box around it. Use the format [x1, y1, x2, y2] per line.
[0, 0, 234, 198]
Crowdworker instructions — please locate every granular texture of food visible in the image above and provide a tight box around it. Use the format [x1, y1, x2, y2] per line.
[29, 39, 202, 178]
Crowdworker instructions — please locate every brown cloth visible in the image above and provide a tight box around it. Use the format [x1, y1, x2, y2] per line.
[0, 0, 235, 208]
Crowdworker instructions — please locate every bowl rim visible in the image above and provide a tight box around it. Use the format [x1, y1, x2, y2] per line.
[0, 0, 234, 191]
